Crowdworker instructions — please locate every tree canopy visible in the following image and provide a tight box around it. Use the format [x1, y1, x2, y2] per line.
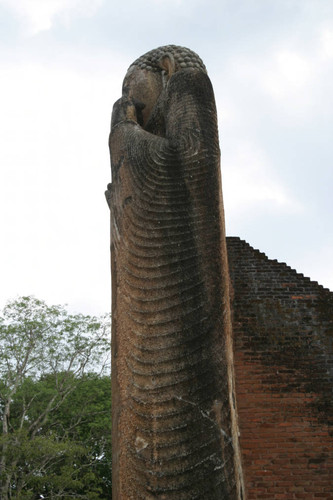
[0, 296, 111, 499]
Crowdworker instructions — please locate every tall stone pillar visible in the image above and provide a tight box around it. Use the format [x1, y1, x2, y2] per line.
[106, 45, 245, 499]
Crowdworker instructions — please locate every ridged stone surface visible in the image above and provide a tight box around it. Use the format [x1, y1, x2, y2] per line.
[109, 68, 243, 499]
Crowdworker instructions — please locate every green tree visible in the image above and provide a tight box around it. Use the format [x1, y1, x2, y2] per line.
[0, 296, 111, 499]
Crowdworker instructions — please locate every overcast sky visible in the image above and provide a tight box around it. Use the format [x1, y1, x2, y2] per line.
[1, 0, 332, 315]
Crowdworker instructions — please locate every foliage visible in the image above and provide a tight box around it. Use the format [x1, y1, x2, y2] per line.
[0, 296, 111, 499]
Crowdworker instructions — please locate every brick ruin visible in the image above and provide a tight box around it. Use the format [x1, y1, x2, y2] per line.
[227, 237, 333, 499]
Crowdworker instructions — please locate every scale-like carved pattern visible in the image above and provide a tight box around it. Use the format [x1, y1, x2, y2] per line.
[109, 51, 244, 499]
[129, 45, 207, 74]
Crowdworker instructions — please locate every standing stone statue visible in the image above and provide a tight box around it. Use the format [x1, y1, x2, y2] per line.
[106, 45, 244, 499]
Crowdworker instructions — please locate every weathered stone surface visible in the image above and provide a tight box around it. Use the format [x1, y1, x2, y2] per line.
[227, 237, 333, 500]
[107, 46, 244, 499]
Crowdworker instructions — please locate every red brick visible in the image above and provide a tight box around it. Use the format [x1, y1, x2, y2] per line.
[227, 237, 333, 500]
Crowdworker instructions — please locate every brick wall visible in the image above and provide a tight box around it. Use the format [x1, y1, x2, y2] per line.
[226, 237, 333, 500]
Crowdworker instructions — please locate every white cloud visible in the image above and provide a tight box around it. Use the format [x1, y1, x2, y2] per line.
[222, 140, 302, 214]
[262, 50, 312, 99]
[0, 0, 103, 35]
[148, 0, 182, 4]
[0, 59, 121, 314]
[297, 243, 333, 291]
[228, 50, 315, 120]
[225, 29, 333, 123]
[320, 27, 333, 59]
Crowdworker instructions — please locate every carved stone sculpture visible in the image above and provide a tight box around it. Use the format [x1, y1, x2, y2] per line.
[106, 45, 245, 499]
